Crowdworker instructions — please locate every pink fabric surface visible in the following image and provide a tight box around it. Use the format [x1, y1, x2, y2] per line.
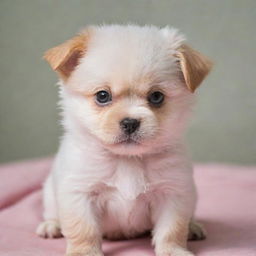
[0, 158, 255, 256]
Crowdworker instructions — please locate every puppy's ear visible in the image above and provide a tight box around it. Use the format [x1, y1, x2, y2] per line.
[44, 31, 90, 80]
[176, 44, 213, 92]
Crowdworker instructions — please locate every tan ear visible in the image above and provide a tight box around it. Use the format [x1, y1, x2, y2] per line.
[177, 44, 213, 92]
[44, 32, 89, 80]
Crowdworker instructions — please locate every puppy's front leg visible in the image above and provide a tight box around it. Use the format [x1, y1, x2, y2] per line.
[58, 187, 102, 256]
[152, 198, 194, 256]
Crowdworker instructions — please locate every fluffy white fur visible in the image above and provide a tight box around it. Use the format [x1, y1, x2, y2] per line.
[37, 25, 211, 256]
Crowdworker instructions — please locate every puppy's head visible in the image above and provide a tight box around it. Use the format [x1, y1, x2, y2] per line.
[45, 25, 212, 156]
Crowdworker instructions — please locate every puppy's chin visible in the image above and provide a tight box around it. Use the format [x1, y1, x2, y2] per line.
[101, 139, 152, 156]
[105, 143, 150, 156]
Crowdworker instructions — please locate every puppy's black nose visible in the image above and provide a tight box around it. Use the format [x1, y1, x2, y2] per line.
[120, 118, 140, 135]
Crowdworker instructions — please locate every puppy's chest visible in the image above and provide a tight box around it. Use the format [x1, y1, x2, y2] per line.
[103, 158, 148, 201]
[86, 156, 176, 207]
[91, 157, 172, 203]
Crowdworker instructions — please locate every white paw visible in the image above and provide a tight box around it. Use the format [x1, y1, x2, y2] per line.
[66, 250, 103, 256]
[157, 246, 194, 256]
[188, 220, 206, 241]
[36, 219, 62, 238]
[171, 247, 194, 256]
[66, 244, 103, 256]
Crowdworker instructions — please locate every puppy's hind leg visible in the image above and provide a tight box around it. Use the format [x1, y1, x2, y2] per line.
[36, 173, 62, 239]
[188, 220, 206, 241]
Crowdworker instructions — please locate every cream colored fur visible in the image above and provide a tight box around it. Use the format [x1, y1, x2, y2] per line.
[37, 25, 212, 256]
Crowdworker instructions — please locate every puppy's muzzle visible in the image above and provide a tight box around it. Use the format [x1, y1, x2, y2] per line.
[120, 118, 140, 135]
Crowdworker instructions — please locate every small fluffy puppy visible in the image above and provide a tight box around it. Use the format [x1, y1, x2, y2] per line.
[37, 25, 212, 256]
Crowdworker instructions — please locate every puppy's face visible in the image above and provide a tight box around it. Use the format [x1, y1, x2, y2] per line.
[45, 25, 212, 156]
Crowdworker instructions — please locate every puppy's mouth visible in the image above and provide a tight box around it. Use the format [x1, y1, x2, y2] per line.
[118, 138, 140, 145]
[114, 135, 141, 146]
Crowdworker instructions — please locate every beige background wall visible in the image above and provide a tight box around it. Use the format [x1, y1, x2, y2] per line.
[0, 0, 255, 164]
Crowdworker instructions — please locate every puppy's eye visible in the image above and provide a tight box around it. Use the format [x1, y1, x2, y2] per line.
[95, 90, 112, 105]
[148, 91, 164, 107]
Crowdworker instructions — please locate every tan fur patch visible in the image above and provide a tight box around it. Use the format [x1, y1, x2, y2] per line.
[163, 217, 189, 248]
[60, 210, 100, 254]
[44, 30, 91, 80]
[97, 100, 130, 141]
[177, 44, 213, 92]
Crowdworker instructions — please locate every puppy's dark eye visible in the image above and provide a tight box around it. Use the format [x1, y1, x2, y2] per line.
[148, 91, 164, 107]
[95, 90, 112, 105]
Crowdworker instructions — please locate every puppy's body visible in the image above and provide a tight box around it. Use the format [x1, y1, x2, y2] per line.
[44, 131, 195, 239]
[37, 25, 211, 256]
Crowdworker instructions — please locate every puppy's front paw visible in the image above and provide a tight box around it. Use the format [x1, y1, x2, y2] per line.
[36, 219, 62, 238]
[157, 246, 194, 256]
[66, 246, 103, 256]
[188, 221, 206, 241]
[66, 250, 103, 256]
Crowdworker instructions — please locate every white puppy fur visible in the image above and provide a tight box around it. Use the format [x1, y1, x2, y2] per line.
[36, 25, 212, 256]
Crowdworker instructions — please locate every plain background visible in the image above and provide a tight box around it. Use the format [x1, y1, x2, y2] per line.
[0, 0, 255, 164]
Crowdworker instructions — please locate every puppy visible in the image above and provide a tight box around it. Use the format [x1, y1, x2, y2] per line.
[37, 25, 212, 256]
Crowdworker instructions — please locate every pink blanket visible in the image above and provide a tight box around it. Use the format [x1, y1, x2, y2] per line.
[0, 158, 255, 256]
